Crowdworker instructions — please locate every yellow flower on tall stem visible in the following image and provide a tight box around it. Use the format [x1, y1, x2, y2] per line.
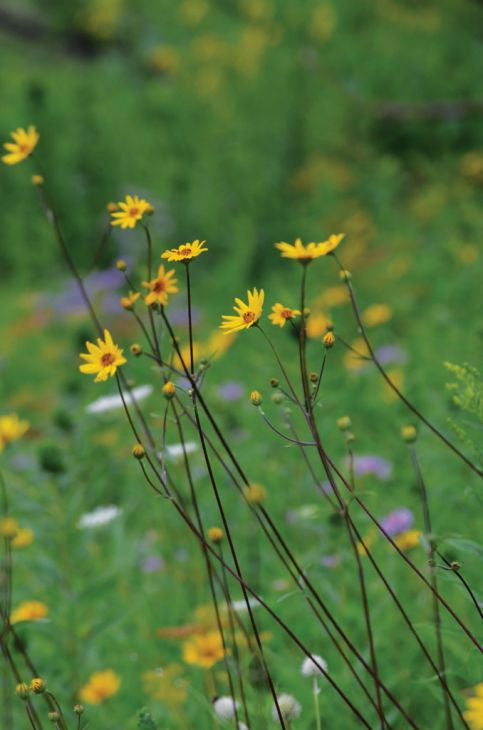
[275, 234, 344, 262]
[11, 600, 48, 624]
[120, 291, 140, 310]
[161, 240, 208, 262]
[0, 414, 30, 452]
[182, 631, 224, 669]
[268, 303, 301, 328]
[464, 683, 483, 730]
[220, 288, 264, 335]
[78, 670, 121, 704]
[110, 195, 152, 229]
[2, 126, 39, 165]
[143, 265, 178, 306]
[79, 329, 126, 383]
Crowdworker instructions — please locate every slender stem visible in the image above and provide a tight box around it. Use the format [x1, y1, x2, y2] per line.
[435, 550, 483, 620]
[185, 264, 195, 375]
[313, 678, 322, 730]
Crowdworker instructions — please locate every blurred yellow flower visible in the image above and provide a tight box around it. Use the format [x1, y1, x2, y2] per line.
[220, 288, 264, 335]
[204, 330, 235, 359]
[269, 303, 300, 328]
[460, 150, 483, 184]
[275, 235, 344, 262]
[362, 304, 393, 328]
[110, 195, 152, 229]
[393, 530, 422, 551]
[2, 126, 39, 165]
[315, 285, 348, 309]
[161, 240, 208, 263]
[244, 483, 266, 505]
[143, 266, 178, 307]
[310, 2, 337, 41]
[182, 631, 224, 668]
[459, 244, 478, 264]
[148, 46, 180, 74]
[357, 528, 377, 557]
[142, 664, 188, 706]
[306, 313, 330, 339]
[79, 329, 126, 383]
[0, 517, 19, 539]
[343, 338, 370, 371]
[12, 528, 34, 549]
[179, 0, 209, 25]
[78, 670, 121, 704]
[382, 369, 404, 403]
[11, 600, 48, 624]
[464, 683, 483, 730]
[0, 413, 30, 452]
[120, 291, 140, 310]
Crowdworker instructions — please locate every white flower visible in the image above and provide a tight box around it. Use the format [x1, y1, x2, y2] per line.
[229, 597, 261, 613]
[237, 724, 249, 730]
[214, 696, 239, 721]
[272, 694, 301, 722]
[78, 505, 121, 529]
[85, 385, 153, 414]
[163, 441, 198, 460]
[301, 654, 327, 677]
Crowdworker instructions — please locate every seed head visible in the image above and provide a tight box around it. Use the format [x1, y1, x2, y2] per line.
[309, 371, 318, 383]
[74, 704, 84, 715]
[301, 654, 327, 677]
[213, 696, 239, 720]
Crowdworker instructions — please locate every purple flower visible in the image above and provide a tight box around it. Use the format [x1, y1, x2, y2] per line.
[374, 345, 407, 366]
[217, 381, 244, 401]
[380, 508, 413, 536]
[351, 455, 393, 480]
[321, 554, 340, 568]
[141, 555, 165, 573]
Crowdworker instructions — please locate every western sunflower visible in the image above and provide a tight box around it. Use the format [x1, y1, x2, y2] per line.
[220, 288, 264, 335]
[79, 329, 126, 383]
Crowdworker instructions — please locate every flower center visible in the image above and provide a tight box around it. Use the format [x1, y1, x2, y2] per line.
[179, 246, 191, 257]
[101, 352, 116, 366]
[19, 144, 30, 153]
[153, 280, 166, 293]
[281, 308, 292, 319]
[129, 207, 140, 217]
[243, 311, 256, 324]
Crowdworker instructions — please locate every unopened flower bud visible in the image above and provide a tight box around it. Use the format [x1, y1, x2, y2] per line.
[244, 483, 266, 505]
[207, 527, 224, 544]
[132, 443, 145, 460]
[345, 432, 355, 444]
[74, 704, 84, 715]
[115, 258, 127, 271]
[162, 381, 176, 399]
[130, 343, 142, 356]
[450, 561, 461, 572]
[15, 683, 29, 700]
[309, 371, 318, 383]
[339, 269, 351, 282]
[30, 678, 46, 694]
[250, 390, 262, 406]
[337, 416, 351, 432]
[107, 202, 118, 213]
[31, 174, 44, 186]
[145, 204, 155, 215]
[401, 425, 417, 443]
[269, 377, 279, 388]
[323, 331, 336, 348]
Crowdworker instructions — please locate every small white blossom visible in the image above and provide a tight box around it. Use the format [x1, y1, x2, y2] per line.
[162, 441, 198, 460]
[301, 654, 327, 677]
[86, 385, 152, 414]
[213, 696, 239, 721]
[78, 505, 121, 529]
[272, 694, 301, 722]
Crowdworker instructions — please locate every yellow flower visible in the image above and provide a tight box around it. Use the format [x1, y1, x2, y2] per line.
[143, 265, 178, 306]
[357, 528, 377, 556]
[110, 195, 152, 229]
[0, 413, 30, 452]
[79, 329, 126, 383]
[323, 331, 336, 348]
[2, 126, 39, 165]
[393, 530, 422, 551]
[0, 517, 19, 539]
[12, 528, 34, 549]
[268, 303, 301, 328]
[161, 240, 208, 263]
[120, 291, 140, 310]
[11, 600, 48, 624]
[142, 664, 188, 706]
[306, 313, 330, 339]
[182, 631, 224, 669]
[464, 683, 483, 730]
[31, 174, 44, 185]
[382, 368, 404, 403]
[244, 483, 266, 505]
[343, 337, 370, 371]
[362, 304, 393, 328]
[275, 234, 344, 262]
[220, 288, 264, 335]
[78, 670, 121, 705]
[207, 527, 224, 544]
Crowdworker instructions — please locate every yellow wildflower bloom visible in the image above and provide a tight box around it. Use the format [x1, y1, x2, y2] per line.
[464, 683, 483, 730]
[0, 413, 30, 452]
[182, 631, 224, 669]
[393, 529, 422, 551]
[12, 527, 34, 549]
[11, 600, 48, 624]
[78, 670, 121, 704]
[275, 234, 344, 262]
[306, 313, 330, 339]
[220, 288, 264, 335]
[362, 304, 393, 328]
[143, 265, 178, 306]
[2, 126, 39, 165]
[110, 195, 152, 229]
[161, 240, 208, 263]
[142, 664, 188, 706]
[268, 303, 301, 328]
[79, 329, 126, 383]
[343, 337, 370, 371]
[244, 483, 266, 505]
[0, 517, 19, 539]
[120, 291, 140, 310]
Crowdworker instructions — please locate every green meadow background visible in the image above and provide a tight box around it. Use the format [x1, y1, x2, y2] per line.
[0, 0, 481, 728]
